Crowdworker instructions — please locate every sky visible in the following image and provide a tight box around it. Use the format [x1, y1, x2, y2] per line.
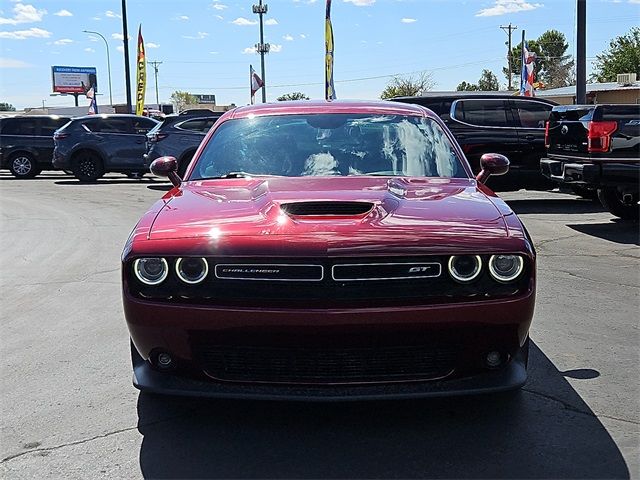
[0, 0, 638, 110]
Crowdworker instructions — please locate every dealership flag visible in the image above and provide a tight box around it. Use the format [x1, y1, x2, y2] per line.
[86, 86, 98, 115]
[520, 40, 536, 97]
[325, 0, 336, 100]
[135, 25, 146, 115]
[250, 65, 264, 105]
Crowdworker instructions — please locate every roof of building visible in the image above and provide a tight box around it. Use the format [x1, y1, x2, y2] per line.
[537, 81, 640, 98]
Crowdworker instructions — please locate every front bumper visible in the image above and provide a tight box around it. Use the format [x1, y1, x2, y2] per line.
[124, 288, 535, 399]
[541, 158, 640, 188]
[131, 339, 529, 400]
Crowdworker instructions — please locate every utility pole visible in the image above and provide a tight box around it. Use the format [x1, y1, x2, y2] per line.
[252, 0, 270, 103]
[500, 23, 517, 90]
[121, 0, 133, 113]
[149, 61, 163, 107]
[576, 0, 586, 104]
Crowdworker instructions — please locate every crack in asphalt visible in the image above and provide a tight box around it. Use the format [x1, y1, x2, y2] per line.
[534, 234, 583, 249]
[545, 268, 639, 289]
[0, 409, 198, 465]
[522, 387, 640, 426]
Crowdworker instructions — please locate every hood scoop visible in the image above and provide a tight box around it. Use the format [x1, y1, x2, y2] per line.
[280, 201, 374, 217]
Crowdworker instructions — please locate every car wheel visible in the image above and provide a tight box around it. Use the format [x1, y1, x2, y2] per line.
[8, 153, 38, 179]
[126, 171, 145, 179]
[597, 187, 639, 221]
[72, 152, 104, 182]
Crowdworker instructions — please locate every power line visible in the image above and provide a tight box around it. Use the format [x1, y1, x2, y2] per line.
[500, 23, 518, 90]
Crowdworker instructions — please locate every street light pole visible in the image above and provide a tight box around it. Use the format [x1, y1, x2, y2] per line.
[83, 30, 113, 106]
[252, 0, 269, 103]
[121, 0, 133, 113]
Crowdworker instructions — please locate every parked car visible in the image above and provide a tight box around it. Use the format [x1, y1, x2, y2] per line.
[123, 100, 536, 399]
[144, 112, 222, 177]
[541, 104, 639, 220]
[0, 115, 71, 178]
[52, 114, 158, 182]
[391, 92, 557, 189]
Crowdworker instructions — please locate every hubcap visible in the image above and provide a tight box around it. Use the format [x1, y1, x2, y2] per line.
[12, 156, 32, 175]
[79, 158, 96, 177]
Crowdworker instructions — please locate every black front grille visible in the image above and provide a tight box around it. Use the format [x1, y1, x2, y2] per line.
[194, 344, 456, 384]
[281, 201, 373, 216]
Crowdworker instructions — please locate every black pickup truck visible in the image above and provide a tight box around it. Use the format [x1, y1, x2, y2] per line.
[540, 104, 639, 220]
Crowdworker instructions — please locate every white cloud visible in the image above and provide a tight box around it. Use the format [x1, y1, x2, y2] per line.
[182, 31, 208, 39]
[111, 33, 129, 41]
[209, 51, 219, 54]
[53, 38, 72, 45]
[476, 0, 543, 17]
[232, 17, 258, 26]
[270, 44, 282, 52]
[0, 57, 32, 68]
[629, 0, 639, 3]
[401, 17, 416, 23]
[283, 34, 294, 41]
[265, 18, 278, 25]
[299, 34, 307, 39]
[0, 3, 47, 25]
[215, 15, 224, 20]
[242, 46, 256, 54]
[343, 0, 375, 6]
[92, 16, 101, 21]
[54, 9, 72, 17]
[176, 15, 189, 21]
[212, 3, 228, 10]
[146, 42, 159, 48]
[0, 27, 50, 39]
[116, 45, 124, 52]
[84, 47, 95, 53]
[105, 10, 121, 19]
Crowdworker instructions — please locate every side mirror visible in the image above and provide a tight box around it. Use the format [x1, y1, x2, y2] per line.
[476, 153, 509, 184]
[150, 156, 181, 187]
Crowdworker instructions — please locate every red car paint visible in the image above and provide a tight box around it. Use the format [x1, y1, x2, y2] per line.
[122, 100, 536, 399]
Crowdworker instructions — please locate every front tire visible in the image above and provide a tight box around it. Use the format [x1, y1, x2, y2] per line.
[9, 153, 39, 179]
[597, 187, 639, 221]
[72, 151, 104, 182]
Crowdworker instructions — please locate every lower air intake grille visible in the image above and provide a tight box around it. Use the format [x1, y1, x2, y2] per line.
[195, 344, 456, 384]
[280, 201, 374, 216]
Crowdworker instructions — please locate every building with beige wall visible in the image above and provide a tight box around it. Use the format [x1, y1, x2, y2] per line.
[537, 81, 640, 105]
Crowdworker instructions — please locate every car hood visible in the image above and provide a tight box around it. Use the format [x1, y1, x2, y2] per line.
[145, 176, 517, 255]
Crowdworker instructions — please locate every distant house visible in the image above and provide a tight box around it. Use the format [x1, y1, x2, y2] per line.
[537, 76, 640, 105]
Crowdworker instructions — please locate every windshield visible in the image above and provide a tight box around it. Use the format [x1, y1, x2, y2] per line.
[190, 114, 468, 180]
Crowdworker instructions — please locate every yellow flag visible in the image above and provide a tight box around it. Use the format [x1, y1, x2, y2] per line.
[135, 25, 146, 116]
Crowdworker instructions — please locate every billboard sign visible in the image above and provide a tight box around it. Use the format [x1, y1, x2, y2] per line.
[194, 94, 216, 104]
[51, 66, 98, 94]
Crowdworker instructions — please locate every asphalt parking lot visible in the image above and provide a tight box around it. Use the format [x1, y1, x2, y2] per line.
[1, 171, 638, 479]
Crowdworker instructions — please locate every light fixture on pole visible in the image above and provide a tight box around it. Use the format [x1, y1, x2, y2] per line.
[82, 30, 113, 106]
[252, 0, 269, 103]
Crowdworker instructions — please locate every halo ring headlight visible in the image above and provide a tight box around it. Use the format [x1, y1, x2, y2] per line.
[489, 254, 524, 283]
[134, 258, 169, 285]
[448, 255, 482, 283]
[175, 257, 209, 284]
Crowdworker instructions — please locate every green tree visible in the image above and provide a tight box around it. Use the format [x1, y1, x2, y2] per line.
[456, 70, 499, 91]
[380, 72, 435, 99]
[592, 27, 640, 82]
[277, 92, 309, 101]
[477, 69, 500, 91]
[170, 91, 197, 112]
[0, 102, 16, 111]
[456, 81, 479, 91]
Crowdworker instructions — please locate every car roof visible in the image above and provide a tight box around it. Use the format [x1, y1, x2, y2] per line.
[70, 114, 155, 121]
[393, 92, 557, 104]
[0, 115, 71, 120]
[229, 99, 431, 120]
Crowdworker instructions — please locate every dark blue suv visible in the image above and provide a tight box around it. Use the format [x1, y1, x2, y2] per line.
[53, 114, 158, 182]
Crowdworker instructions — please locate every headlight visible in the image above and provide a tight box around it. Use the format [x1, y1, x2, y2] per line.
[448, 255, 482, 282]
[134, 258, 168, 285]
[489, 254, 524, 283]
[175, 257, 208, 284]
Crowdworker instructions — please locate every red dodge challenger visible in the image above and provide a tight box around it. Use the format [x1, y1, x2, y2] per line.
[122, 100, 536, 399]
